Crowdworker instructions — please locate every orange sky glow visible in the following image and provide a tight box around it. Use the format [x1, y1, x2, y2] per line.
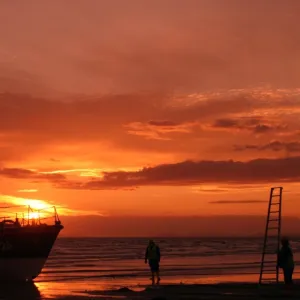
[1, 0, 300, 237]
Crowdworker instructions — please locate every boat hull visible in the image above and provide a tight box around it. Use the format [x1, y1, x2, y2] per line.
[0, 224, 63, 281]
[0, 258, 47, 281]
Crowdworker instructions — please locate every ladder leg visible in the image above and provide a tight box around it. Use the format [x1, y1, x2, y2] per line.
[276, 187, 283, 283]
[259, 188, 273, 284]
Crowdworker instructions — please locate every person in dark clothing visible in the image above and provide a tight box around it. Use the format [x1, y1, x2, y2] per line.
[145, 240, 161, 285]
[277, 237, 294, 284]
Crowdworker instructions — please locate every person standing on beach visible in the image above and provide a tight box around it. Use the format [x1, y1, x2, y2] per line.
[277, 237, 294, 284]
[145, 239, 161, 285]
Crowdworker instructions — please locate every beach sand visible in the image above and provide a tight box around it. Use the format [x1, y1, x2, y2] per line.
[1, 281, 300, 300]
[54, 283, 300, 300]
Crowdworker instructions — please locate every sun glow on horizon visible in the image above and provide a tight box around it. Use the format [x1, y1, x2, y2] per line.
[28, 211, 40, 220]
[0, 195, 50, 210]
[21, 199, 50, 210]
[0, 194, 104, 219]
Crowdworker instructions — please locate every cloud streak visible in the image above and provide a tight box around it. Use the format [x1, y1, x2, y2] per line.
[209, 200, 266, 204]
[234, 140, 300, 153]
[125, 120, 197, 140]
[53, 156, 300, 190]
[0, 168, 65, 182]
[210, 117, 287, 134]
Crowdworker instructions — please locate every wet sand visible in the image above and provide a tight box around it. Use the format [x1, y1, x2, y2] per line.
[1, 281, 300, 300]
[53, 283, 300, 300]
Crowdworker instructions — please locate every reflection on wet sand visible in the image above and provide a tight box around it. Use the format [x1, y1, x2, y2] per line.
[0, 283, 41, 300]
[36, 278, 300, 300]
[36, 280, 96, 298]
[36, 279, 112, 298]
[35, 273, 263, 299]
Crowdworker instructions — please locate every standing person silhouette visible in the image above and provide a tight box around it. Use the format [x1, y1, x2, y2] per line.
[145, 240, 161, 285]
[277, 237, 294, 284]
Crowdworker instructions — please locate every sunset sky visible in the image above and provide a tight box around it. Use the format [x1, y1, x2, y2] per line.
[1, 0, 300, 236]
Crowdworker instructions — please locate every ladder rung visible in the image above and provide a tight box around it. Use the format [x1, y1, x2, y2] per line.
[269, 211, 280, 213]
[271, 187, 283, 190]
[270, 203, 280, 205]
[262, 270, 276, 272]
[260, 278, 278, 281]
[271, 194, 281, 197]
[268, 219, 279, 222]
[267, 227, 279, 230]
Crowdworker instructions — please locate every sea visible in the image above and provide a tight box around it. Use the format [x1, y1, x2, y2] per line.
[34, 237, 300, 298]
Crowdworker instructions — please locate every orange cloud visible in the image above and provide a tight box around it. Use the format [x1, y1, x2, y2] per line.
[124, 120, 198, 140]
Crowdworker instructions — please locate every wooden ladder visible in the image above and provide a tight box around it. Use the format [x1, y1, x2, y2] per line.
[259, 187, 283, 284]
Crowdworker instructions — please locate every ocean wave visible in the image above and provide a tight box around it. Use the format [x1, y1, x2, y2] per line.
[39, 237, 300, 283]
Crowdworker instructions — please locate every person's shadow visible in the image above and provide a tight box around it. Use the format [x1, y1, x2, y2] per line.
[0, 282, 41, 300]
